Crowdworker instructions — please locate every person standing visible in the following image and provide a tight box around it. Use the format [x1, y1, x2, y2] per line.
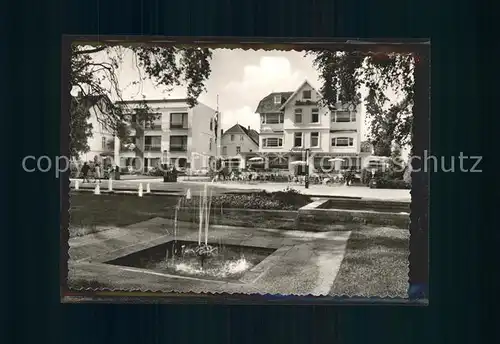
[81, 162, 90, 183]
[94, 163, 102, 183]
[344, 168, 354, 186]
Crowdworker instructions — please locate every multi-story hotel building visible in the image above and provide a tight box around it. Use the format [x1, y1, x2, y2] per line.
[256, 80, 370, 174]
[115, 99, 217, 172]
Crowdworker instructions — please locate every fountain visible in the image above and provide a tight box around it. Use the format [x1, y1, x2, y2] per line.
[157, 184, 240, 274]
[192, 183, 218, 267]
[105, 183, 276, 281]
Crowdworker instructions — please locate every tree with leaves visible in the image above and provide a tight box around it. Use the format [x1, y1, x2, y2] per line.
[359, 140, 373, 154]
[311, 49, 428, 293]
[364, 88, 413, 156]
[69, 44, 212, 158]
[309, 50, 415, 152]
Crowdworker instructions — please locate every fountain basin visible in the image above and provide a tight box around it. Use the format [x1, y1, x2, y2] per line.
[105, 240, 276, 282]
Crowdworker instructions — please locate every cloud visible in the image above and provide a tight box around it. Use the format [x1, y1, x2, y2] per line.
[224, 56, 307, 98]
[221, 56, 313, 131]
[220, 106, 259, 131]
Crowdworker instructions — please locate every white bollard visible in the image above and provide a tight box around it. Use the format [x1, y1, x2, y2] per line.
[75, 180, 79, 190]
[108, 177, 113, 192]
[94, 184, 101, 195]
[146, 183, 151, 193]
[186, 188, 191, 200]
[138, 183, 143, 197]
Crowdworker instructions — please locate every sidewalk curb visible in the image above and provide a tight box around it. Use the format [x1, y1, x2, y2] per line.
[70, 188, 181, 196]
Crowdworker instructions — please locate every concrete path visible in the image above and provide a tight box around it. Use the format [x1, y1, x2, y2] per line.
[69, 179, 263, 196]
[191, 181, 411, 202]
[69, 178, 410, 202]
[68, 217, 351, 296]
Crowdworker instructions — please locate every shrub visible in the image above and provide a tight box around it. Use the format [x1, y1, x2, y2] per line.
[372, 177, 411, 189]
[70, 162, 81, 178]
[360, 168, 371, 185]
[361, 168, 388, 185]
[183, 189, 311, 210]
[120, 167, 131, 174]
[147, 167, 165, 176]
[269, 187, 311, 207]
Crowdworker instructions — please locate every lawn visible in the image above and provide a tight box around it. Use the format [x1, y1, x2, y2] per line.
[69, 191, 308, 238]
[69, 193, 181, 237]
[330, 226, 410, 298]
[67, 279, 114, 290]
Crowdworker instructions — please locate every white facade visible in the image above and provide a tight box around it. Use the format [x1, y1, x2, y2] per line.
[221, 126, 258, 156]
[256, 80, 367, 174]
[78, 100, 115, 162]
[116, 99, 216, 172]
[220, 124, 259, 169]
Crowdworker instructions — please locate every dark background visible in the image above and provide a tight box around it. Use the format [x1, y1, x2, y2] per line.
[3, 0, 487, 343]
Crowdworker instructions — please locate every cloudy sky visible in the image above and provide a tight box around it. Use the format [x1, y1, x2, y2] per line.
[114, 49, 324, 132]
[81, 48, 394, 139]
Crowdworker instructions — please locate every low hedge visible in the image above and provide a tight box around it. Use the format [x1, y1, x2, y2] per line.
[371, 178, 411, 189]
[183, 189, 312, 210]
[146, 167, 165, 176]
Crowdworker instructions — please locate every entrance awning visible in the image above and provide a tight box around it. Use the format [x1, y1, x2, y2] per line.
[239, 152, 260, 157]
[330, 129, 357, 133]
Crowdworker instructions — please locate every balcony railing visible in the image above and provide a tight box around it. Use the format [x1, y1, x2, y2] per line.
[169, 144, 188, 152]
[144, 145, 162, 152]
[170, 123, 189, 129]
[144, 123, 162, 130]
[295, 100, 318, 106]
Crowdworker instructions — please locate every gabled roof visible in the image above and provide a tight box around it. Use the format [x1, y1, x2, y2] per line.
[223, 124, 259, 146]
[255, 92, 293, 113]
[247, 129, 259, 144]
[279, 80, 321, 110]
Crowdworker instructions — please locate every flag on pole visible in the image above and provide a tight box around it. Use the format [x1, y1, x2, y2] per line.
[213, 111, 219, 143]
[214, 94, 220, 143]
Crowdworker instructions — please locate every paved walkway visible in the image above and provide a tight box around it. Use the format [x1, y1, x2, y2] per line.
[69, 217, 351, 295]
[69, 178, 410, 202]
[70, 179, 263, 196]
[186, 181, 411, 202]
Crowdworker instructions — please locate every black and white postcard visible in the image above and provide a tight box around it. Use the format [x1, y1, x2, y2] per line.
[60, 37, 429, 303]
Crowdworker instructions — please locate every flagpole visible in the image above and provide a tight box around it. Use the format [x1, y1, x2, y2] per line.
[216, 94, 221, 163]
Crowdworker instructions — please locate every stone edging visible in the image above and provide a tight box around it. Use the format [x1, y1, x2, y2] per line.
[71, 188, 410, 229]
[297, 199, 409, 229]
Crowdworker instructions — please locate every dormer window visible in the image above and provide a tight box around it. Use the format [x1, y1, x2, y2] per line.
[274, 95, 281, 104]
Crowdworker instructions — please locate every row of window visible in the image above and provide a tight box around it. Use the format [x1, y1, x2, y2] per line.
[261, 111, 356, 124]
[262, 134, 355, 148]
[294, 108, 320, 123]
[122, 135, 189, 152]
[221, 146, 241, 155]
[130, 112, 215, 133]
[229, 134, 245, 141]
[124, 157, 190, 169]
[130, 112, 189, 129]
[119, 135, 354, 152]
[273, 90, 313, 104]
